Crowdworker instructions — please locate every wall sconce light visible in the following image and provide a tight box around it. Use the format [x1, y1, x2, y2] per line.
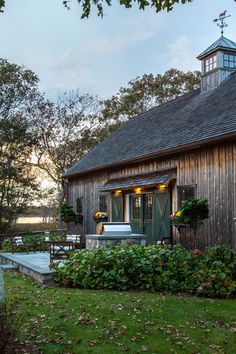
[114, 189, 122, 196]
[158, 184, 167, 191]
[134, 187, 142, 194]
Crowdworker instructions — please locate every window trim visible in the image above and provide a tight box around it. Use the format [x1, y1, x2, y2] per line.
[76, 196, 83, 215]
[177, 184, 196, 208]
[204, 54, 217, 73]
[99, 193, 108, 213]
[223, 52, 236, 69]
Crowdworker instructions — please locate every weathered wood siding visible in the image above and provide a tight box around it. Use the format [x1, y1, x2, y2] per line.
[67, 140, 236, 249]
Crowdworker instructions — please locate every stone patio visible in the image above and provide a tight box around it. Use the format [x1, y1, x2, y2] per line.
[0, 252, 54, 284]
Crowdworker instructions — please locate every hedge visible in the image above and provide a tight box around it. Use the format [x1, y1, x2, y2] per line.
[53, 245, 236, 298]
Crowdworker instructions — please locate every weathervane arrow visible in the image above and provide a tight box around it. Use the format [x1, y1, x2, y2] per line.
[213, 10, 231, 37]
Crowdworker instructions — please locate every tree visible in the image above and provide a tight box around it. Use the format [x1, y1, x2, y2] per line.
[63, 0, 193, 18]
[0, 1, 4, 12]
[0, 117, 39, 230]
[0, 58, 39, 119]
[0, 1, 193, 18]
[101, 68, 201, 122]
[60, 203, 83, 229]
[33, 90, 103, 201]
[0, 59, 41, 230]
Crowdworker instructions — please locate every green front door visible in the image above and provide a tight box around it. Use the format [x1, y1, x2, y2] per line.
[130, 194, 154, 241]
[129, 191, 170, 244]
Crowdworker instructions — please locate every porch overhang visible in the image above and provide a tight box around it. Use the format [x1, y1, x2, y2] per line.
[100, 168, 176, 192]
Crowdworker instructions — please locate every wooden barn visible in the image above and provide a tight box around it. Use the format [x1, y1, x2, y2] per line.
[63, 35, 236, 249]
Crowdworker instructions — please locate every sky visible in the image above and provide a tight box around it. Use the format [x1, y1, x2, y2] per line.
[0, 0, 236, 101]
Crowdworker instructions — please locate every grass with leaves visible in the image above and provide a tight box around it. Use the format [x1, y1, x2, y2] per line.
[4, 272, 236, 354]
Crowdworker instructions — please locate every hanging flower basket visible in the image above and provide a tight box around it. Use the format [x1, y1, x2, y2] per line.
[170, 198, 209, 234]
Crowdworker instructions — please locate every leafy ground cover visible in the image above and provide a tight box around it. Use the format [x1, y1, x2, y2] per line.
[54, 245, 236, 298]
[3, 272, 236, 354]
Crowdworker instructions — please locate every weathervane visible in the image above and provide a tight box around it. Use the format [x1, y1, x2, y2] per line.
[213, 10, 231, 37]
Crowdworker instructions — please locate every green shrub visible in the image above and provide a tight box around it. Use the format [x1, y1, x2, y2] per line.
[0, 297, 21, 353]
[1, 232, 65, 252]
[195, 247, 236, 297]
[53, 245, 236, 298]
[1, 238, 12, 252]
[24, 233, 44, 248]
[49, 232, 66, 241]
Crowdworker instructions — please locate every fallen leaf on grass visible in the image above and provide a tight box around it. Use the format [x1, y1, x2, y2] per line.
[108, 320, 117, 329]
[75, 313, 96, 324]
[117, 304, 124, 311]
[209, 344, 222, 350]
[89, 339, 98, 346]
[145, 320, 154, 325]
[115, 341, 123, 346]
[131, 336, 137, 342]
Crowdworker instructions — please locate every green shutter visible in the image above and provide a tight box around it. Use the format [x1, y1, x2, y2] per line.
[112, 194, 124, 222]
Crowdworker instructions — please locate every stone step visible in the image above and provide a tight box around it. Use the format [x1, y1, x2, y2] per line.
[0, 264, 19, 272]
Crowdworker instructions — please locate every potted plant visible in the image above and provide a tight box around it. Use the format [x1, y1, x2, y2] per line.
[94, 211, 108, 224]
[171, 197, 209, 245]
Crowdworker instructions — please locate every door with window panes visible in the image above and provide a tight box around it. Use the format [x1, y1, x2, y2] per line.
[130, 194, 155, 243]
[130, 191, 170, 244]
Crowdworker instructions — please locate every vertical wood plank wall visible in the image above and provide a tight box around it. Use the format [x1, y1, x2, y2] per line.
[67, 141, 236, 249]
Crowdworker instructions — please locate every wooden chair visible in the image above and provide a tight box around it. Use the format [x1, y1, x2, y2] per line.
[49, 241, 76, 263]
[11, 236, 35, 254]
[66, 235, 81, 249]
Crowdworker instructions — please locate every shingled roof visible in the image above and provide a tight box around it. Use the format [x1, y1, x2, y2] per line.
[64, 72, 236, 178]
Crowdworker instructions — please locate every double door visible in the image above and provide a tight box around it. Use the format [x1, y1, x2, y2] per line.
[130, 191, 170, 244]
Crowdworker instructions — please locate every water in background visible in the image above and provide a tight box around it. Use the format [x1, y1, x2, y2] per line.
[17, 217, 51, 224]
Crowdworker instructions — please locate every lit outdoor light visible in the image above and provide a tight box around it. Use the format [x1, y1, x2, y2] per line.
[134, 187, 142, 194]
[114, 189, 122, 196]
[159, 184, 167, 191]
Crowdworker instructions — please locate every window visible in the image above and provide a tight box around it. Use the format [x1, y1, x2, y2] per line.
[132, 196, 141, 220]
[205, 55, 217, 73]
[76, 197, 83, 214]
[223, 53, 236, 69]
[99, 194, 107, 212]
[144, 195, 153, 220]
[177, 185, 196, 208]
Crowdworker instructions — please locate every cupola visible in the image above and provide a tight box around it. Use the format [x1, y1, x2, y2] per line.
[197, 11, 236, 93]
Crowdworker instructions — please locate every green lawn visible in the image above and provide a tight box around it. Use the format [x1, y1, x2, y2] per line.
[3, 272, 236, 354]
